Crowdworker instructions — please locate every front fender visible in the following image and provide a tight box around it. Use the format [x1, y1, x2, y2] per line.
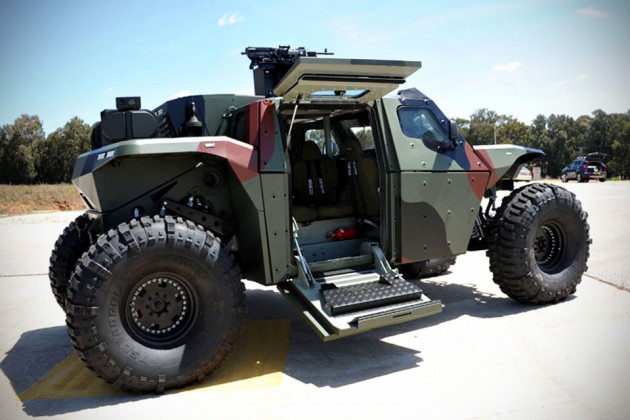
[473, 145, 544, 189]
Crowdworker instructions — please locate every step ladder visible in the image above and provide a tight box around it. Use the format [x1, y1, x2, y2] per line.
[279, 220, 443, 341]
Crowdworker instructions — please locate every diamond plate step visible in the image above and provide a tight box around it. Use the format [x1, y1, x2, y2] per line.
[321, 276, 423, 315]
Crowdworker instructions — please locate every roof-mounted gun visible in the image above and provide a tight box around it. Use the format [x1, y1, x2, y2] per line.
[242, 45, 333, 97]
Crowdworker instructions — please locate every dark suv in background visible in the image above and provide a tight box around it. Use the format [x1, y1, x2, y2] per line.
[561, 153, 607, 183]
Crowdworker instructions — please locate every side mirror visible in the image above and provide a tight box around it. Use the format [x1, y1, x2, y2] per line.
[449, 119, 459, 141]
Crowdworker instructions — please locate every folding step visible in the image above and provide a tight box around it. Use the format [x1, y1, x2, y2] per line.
[321, 275, 423, 315]
[285, 221, 442, 341]
[279, 241, 442, 341]
[278, 274, 442, 341]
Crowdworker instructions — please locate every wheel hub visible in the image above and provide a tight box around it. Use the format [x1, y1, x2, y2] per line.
[128, 276, 191, 339]
[534, 223, 564, 271]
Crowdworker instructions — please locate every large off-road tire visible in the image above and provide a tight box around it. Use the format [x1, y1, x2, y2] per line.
[400, 256, 457, 279]
[49, 214, 93, 310]
[66, 216, 245, 393]
[487, 183, 590, 304]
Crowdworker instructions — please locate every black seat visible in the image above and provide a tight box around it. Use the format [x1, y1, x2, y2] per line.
[292, 141, 353, 222]
[345, 137, 380, 221]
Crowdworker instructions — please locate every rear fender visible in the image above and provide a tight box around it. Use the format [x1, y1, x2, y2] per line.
[72, 124, 289, 287]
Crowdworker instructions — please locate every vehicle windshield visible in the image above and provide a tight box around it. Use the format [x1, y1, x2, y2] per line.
[397, 107, 446, 143]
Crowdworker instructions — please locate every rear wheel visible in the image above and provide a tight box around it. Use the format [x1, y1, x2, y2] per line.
[487, 183, 590, 304]
[49, 214, 93, 310]
[66, 216, 245, 393]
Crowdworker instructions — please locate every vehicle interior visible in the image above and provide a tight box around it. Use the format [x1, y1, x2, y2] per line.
[278, 102, 384, 269]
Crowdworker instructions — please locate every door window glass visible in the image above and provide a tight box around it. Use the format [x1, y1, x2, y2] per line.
[397, 107, 447, 143]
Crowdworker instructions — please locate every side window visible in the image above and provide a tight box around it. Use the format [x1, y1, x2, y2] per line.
[397, 107, 447, 143]
[349, 126, 375, 150]
[305, 129, 340, 156]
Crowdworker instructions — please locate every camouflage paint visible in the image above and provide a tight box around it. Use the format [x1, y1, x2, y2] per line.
[474, 144, 544, 187]
[71, 82, 541, 286]
[71, 97, 291, 285]
[377, 97, 489, 262]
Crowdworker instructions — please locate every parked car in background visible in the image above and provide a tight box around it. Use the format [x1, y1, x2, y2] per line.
[514, 166, 533, 182]
[561, 153, 607, 183]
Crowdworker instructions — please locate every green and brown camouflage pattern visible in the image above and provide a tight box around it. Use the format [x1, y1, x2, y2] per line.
[72, 61, 542, 286]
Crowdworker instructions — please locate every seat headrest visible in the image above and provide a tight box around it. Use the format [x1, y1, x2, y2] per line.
[345, 137, 363, 160]
[300, 141, 323, 161]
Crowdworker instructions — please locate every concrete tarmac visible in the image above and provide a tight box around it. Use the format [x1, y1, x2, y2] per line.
[0, 181, 629, 419]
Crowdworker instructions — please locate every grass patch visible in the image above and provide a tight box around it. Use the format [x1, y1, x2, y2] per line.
[0, 184, 86, 215]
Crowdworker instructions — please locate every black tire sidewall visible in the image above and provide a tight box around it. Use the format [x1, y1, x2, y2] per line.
[523, 196, 588, 288]
[49, 214, 92, 309]
[488, 184, 589, 303]
[67, 217, 245, 392]
[93, 246, 237, 379]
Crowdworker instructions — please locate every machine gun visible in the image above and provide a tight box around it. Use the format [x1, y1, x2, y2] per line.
[242, 45, 333, 97]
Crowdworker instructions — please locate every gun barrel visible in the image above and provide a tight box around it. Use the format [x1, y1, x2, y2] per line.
[242, 45, 333, 67]
[242, 45, 334, 97]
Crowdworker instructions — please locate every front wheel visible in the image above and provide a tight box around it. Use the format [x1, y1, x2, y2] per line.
[487, 183, 590, 304]
[560, 173, 568, 183]
[400, 256, 456, 279]
[66, 216, 245, 393]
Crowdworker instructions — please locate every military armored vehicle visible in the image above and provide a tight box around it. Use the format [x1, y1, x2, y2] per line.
[50, 46, 590, 393]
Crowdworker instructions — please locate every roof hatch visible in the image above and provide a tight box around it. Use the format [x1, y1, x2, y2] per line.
[273, 57, 421, 103]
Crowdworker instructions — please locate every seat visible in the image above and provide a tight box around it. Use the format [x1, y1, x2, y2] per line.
[292, 141, 353, 222]
[344, 137, 380, 221]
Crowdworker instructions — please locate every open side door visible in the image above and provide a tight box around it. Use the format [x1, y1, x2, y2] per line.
[274, 57, 421, 103]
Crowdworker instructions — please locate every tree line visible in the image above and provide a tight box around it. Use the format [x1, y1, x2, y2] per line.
[0, 115, 90, 184]
[1, 108, 629, 185]
[457, 109, 630, 179]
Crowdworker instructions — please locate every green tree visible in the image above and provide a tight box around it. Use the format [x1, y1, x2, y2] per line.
[544, 114, 576, 177]
[35, 117, 91, 183]
[466, 108, 498, 145]
[455, 117, 470, 140]
[527, 115, 551, 175]
[458, 109, 630, 179]
[496, 116, 530, 146]
[0, 115, 45, 184]
[588, 109, 613, 156]
[606, 113, 630, 179]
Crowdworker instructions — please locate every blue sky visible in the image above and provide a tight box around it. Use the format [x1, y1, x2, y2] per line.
[1, 0, 628, 134]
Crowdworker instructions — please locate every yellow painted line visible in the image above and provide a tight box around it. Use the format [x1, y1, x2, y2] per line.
[19, 319, 291, 400]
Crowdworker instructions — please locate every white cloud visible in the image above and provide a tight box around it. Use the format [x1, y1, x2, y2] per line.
[491, 61, 522, 72]
[218, 12, 244, 26]
[170, 89, 193, 99]
[577, 7, 607, 18]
